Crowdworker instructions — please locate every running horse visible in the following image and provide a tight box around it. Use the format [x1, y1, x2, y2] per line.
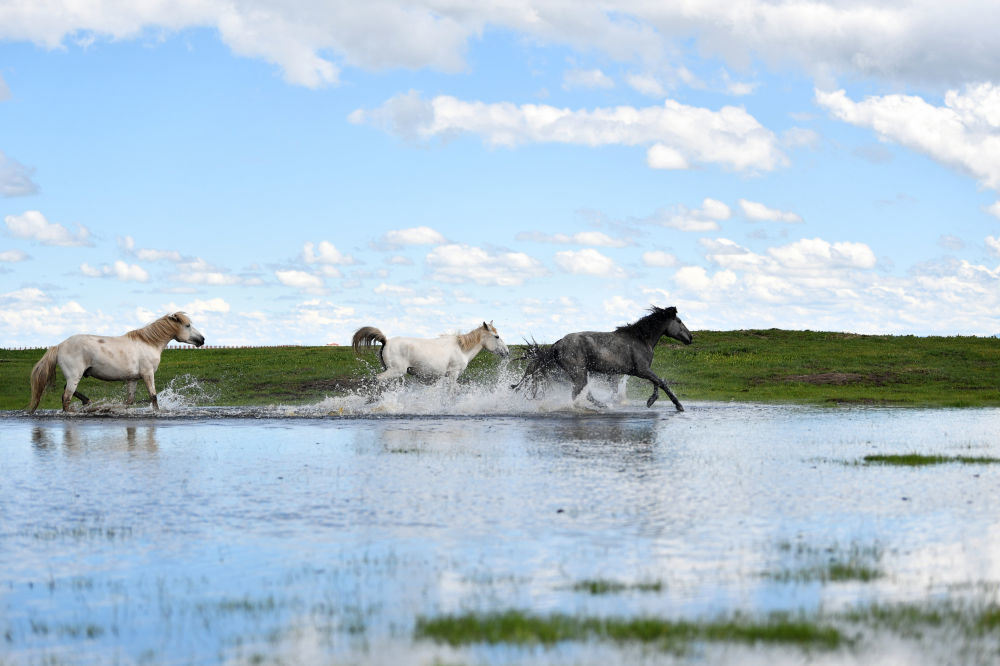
[511, 305, 693, 410]
[352, 321, 510, 385]
[28, 312, 205, 413]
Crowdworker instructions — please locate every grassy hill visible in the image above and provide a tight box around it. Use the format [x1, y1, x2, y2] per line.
[1, 330, 997, 411]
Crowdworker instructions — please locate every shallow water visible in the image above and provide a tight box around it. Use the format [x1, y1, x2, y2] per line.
[2, 390, 999, 664]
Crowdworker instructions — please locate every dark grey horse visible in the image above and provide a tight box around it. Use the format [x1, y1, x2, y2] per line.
[511, 306, 693, 410]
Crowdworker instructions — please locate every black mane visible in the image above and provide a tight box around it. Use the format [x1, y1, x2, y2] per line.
[615, 305, 677, 340]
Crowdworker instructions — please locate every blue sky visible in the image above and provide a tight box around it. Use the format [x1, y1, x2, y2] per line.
[2, 1, 1000, 346]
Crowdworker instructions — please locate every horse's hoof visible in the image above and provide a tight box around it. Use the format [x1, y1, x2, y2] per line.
[675, 404, 685, 412]
[646, 397, 657, 408]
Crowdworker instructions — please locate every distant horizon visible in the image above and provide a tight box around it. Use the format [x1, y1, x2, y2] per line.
[3, 2, 1000, 346]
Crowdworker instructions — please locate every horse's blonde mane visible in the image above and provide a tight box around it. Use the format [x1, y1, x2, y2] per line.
[126, 312, 189, 346]
[456, 323, 494, 352]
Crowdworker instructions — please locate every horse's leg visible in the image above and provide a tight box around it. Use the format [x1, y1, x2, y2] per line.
[141, 372, 159, 410]
[567, 368, 605, 409]
[125, 380, 137, 406]
[72, 390, 91, 406]
[633, 368, 683, 411]
[62, 372, 84, 412]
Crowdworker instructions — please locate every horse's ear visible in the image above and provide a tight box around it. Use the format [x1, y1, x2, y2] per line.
[483, 321, 489, 330]
[168, 313, 181, 322]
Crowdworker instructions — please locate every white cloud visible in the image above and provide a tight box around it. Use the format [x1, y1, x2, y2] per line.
[987, 236, 1000, 256]
[80, 260, 149, 282]
[0, 73, 9, 101]
[352, 93, 787, 173]
[647, 198, 731, 232]
[276, 269, 324, 290]
[0, 249, 27, 262]
[554, 248, 625, 278]
[181, 297, 231, 316]
[516, 230, 628, 247]
[0, 150, 37, 196]
[303, 240, 355, 265]
[642, 251, 677, 267]
[120, 236, 184, 262]
[5, 1, 1000, 94]
[739, 199, 803, 223]
[1, 286, 49, 304]
[374, 283, 414, 295]
[381, 226, 446, 246]
[603, 295, 643, 318]
[626, 73, 666, 98]
[4, 210, 90, 246]
[426, 243, 546, 286]
[817, 84, 1000, 193]
[563, 68, 614, 90]
[986, 201, 1000, 219]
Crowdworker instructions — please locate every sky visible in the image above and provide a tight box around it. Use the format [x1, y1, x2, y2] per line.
[2, 1, 1000, 347]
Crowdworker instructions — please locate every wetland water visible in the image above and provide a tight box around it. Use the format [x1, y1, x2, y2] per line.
[2, 398, 999, 665]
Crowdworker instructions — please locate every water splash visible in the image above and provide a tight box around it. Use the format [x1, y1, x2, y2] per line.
[22, 366, 645, 419]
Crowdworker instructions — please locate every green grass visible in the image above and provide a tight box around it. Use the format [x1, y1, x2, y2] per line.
[862, 454, 1000, 466]
[414, 610, 846, 651]
[2, 329, 998, 410]
[572, 579, 664, 595]
[654, 329, 1000, 407]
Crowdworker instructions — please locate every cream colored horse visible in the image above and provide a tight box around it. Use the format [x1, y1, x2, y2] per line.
[352, 321, 510, 383]
[28, 312, 205, 413]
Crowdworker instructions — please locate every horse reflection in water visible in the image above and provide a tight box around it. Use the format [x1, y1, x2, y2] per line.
[512, 305, 693, 411]
[31, 424, 159, 454]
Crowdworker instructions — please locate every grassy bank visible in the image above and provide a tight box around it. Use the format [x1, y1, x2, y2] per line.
[1, 329, 997, 411]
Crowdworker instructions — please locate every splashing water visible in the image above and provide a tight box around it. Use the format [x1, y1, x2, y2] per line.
[26, 365, 642, 419]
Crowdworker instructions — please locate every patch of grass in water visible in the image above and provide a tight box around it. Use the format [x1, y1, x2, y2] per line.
[862, 454, 1000, 466]
[571, 579, 664, 595]
[414, 610, 845, 650]
[766, 541, 884, 583]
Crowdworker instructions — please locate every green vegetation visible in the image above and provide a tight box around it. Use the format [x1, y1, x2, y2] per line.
[572, 579, 664, 595]
[655, 329, 999, 407]
[764, 541, 885, 583]
[414, 609, 846, 651]
[862, 454, 1000, 466]
[2, 329, 997, 410]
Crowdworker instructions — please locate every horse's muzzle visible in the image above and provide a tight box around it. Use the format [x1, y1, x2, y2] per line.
[194, 336, 206, 348]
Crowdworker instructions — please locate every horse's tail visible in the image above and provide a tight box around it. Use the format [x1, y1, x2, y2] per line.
[352, 326, 388, 370]
[510, 338, 556, 392]
[28, 344, 60, 414]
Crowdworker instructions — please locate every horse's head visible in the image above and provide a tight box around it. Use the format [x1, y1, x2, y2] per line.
[481, 320, 510, 358]
[664, 308, 693, 345]
[169, 312, 206, 347]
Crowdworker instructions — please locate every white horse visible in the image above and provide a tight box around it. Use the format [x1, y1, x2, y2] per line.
[28, 312, 205, 413]
[351, 321, 510, 384]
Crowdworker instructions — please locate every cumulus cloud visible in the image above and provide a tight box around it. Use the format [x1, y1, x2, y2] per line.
[817, 84, 1000, 194]
[303, 240, 355, 265]
[0, 249, 27, 262]
[380, 226, 446, 247]
[987, 236, 1000, 256]
[426, 243, 546, 286]
[120, 236, 184, 262]
[739, 199, 803, 223]
[351, 93, 787, 173]
[80, 260, 149, 282]
[4, 210, 90, 246]
[276, 269, 324, 290]
[554, 248, 626, 278]
[0, 150, 38, 197]
[642, 198, 731, 232]
[603, 295, 643, 318]
[986, 201, 1000, 219]
[642, 251, 677, 267]
[626, 73, 666, 98]
[3, 1, 1000, 94]
[563, 68, 614, 90]
[516, 230, 628, 247]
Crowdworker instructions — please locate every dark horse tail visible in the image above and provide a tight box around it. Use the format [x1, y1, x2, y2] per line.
[510, 338, 558, 393]
[352, 326, 388, 370]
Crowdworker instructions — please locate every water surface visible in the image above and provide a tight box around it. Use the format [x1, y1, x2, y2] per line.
[2, 399, 999, 664]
